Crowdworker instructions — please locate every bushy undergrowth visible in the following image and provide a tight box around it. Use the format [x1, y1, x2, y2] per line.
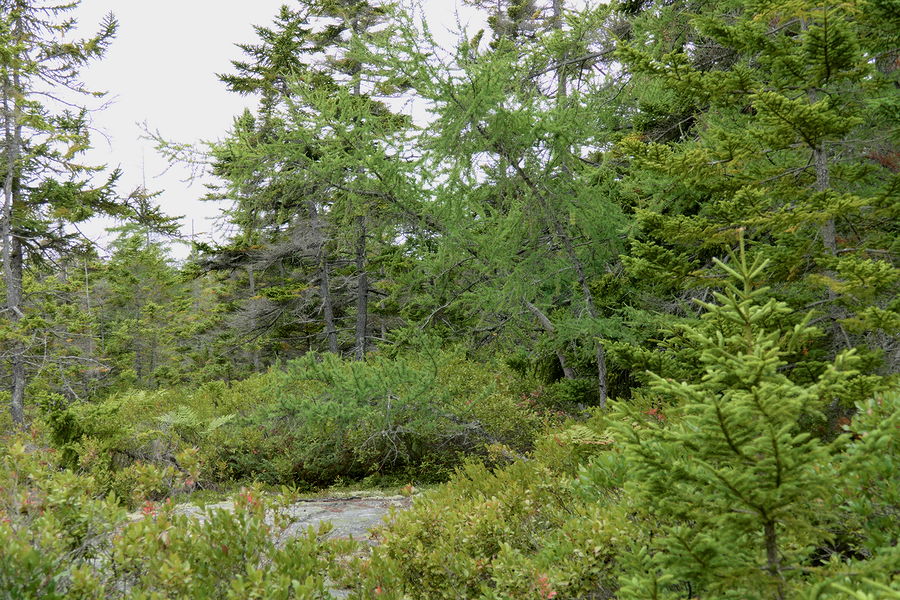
[336, 389, 899, 600]
[0, 430, 344, 599]
[14, 252, 898, 599]
[336, 250, 899, 600]
[208, 351, 540, 486]
[42, 349, 542, 498]
[341, 410, 628, 600]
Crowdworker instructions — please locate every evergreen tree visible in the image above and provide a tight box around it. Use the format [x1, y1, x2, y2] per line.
[617, 237, 865, 599]
[0, 249, 109, 405]
[97, 227, 189, 389]
[380, 1, 629, 404]
[612, 0, 899, 390]
[207, 0, 410, 363]
[0, 1, 120, 424]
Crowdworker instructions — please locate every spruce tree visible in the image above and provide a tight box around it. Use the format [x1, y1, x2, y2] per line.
[207, 0, 409, 362]
[0, 1, 120, 424]
[617, 237, 862, 599]
[613, 0, 899, 388]
[98, 226, 189, 389]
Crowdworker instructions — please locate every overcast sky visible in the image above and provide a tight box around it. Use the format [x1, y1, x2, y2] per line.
[75, 1, 485, 259]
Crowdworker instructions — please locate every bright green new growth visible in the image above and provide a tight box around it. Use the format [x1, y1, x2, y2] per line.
[618, 237, 859, 599]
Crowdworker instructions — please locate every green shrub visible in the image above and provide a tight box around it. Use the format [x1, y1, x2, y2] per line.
[341, 408, 629, 599]
[100, 489, 343, 599]
[40, 349, 541, 491]
[342, 455, 627, 600]
[207, 350, 542, 486]
[0, 431, 123, 598]
[0, 430, 346, 599]
[809, 390, 900, 596]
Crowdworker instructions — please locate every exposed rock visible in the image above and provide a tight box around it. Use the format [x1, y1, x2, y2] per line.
[133, 493, 412, 546]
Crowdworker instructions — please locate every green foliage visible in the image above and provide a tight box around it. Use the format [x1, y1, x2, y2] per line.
[614, 242, 885, 599]
[0, 430, 342, 599]
[41, 387, 238, 506]
[0, 434, 125, 599]
[41, 349, 541, 492]
[817, 391, 900, 590]
[338, 240, 897, 599]
[344, 458, 626, 600]
[3, 1, 898, 597]
[101, 489, 342, 600]
[209, 350, 541, 486]
[613, 0, 900, 377]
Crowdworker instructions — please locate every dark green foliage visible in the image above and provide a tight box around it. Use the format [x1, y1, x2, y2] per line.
[612, 0, 900, 382]
[1, 1, 178, 424]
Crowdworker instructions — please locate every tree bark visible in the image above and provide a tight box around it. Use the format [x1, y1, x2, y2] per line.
[549, 1, 609, 406]
[465, 114, 610, 406]
[354, 215, 368, 361]
[814, 144, 836, 255]
[552, 0, 567, 101]
[350, 16, 367, 361]
[525, 301, 576, 379]
[802, 18, 847, 354]
[2, 64, 26, 426]
[764, 520, 785, 600]
[247, 266, 262, 371]
[534, 197, 608, 404]
[308, 201, 338, 354]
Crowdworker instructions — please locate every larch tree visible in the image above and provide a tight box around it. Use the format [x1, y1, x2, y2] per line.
[380, 1, 630, 405]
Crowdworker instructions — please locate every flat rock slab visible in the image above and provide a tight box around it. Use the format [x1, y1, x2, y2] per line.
[166, 495, 412, 546]
[278, 496, 411, 545]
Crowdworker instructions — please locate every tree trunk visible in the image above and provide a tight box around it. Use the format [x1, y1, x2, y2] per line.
[803, 18, 847, 354]
[548, 0, 609, 406]
[813, 138, 851, 352]
[308, 201, 338, 354]
[525, 301, 576, 379]
[764, 520, 785, 600]
[350, 17, 367, 361]
[474, 131, 610, 406]
[546, 203, 609, 407]
[354, 215, 368, 361]
[247, 266, 262, 371]
[2, 69, 26, 426]
[8, 241, 25, 425]
[552, 0, 567, 101]
[814, 144, 836, 255]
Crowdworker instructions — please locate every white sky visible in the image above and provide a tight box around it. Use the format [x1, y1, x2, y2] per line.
[75, 1, 485, 259]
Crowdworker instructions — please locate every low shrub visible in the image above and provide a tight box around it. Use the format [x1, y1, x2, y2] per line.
[342, 449, 629, 599]
[206, 349, 542, 486]
[0, 430, 346, 599]
[40, 349, 543, 493]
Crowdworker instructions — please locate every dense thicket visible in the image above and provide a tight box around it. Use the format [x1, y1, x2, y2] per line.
[1, 0, 897, 597]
